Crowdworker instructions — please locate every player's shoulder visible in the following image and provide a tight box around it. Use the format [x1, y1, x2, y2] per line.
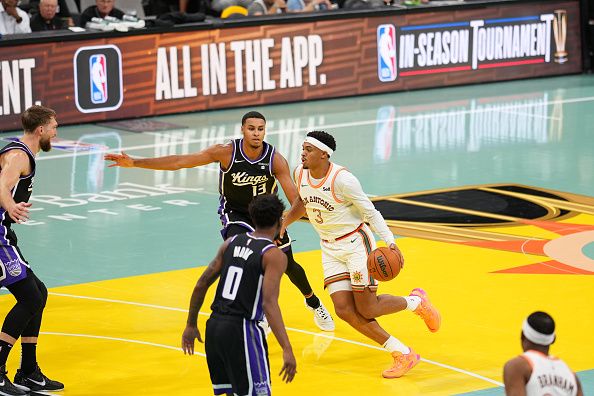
[261, 243, 286, 265]
[505, 354, 533, 373]
[211, 141, 234, 153]
[0, 146, 30, 163]
[331, 164, 355, 183]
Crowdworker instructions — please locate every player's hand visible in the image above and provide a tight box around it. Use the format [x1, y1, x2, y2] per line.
[389, 243, 404, 269]
[279, 349, 296, 383]
[8, 202, 31, 223]
[278, 221, 287, 240]
[181, 325, 202, 355]
[104, 151, 134, 168]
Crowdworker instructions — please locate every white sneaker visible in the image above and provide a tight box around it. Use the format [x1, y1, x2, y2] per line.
[306, 300, 335, 331]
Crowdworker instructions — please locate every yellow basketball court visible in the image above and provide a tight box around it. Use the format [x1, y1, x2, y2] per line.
[1, 75, 593, 395]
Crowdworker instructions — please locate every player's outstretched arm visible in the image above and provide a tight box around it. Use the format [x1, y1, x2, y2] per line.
[503, 357, 530, 396]
[0, 150, 32, 223]
[181, 240, 229, 355]
[262, 248, 296, 383]
[105, 143, 232, 171]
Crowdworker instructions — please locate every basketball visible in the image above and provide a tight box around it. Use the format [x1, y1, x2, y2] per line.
[367, 246, 403, 282]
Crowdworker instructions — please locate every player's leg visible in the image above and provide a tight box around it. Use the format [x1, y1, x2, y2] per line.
[323, 243, 419, 378]
[328, 284, 420, 378]
[347, 225, 441, 331]
[0, 268, 45, 396]
[12, 270, 63, 392]
[279, 237, 334, 331]
[205, 317, 235, 396]
[218, 317, 271, 396]
[241, 320, 271, 395]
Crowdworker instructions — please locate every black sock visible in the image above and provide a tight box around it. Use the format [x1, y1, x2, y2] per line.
[21, 343, 37, 374]
[0, 340, 13, 367]
[305, 294, 321, 309]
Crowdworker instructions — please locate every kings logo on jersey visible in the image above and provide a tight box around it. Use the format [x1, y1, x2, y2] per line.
[74, 45, 123, 113]
[377, 24, 397, 82]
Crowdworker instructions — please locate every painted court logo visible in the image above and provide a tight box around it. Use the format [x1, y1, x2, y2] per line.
[74, 45, 123, 113]
[377, 24, 397, 82]
[375, 184, 594, 275]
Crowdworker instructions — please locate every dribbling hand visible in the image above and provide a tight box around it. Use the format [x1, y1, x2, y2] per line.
[104, 151, 134, 168]
[181, 325, 202, 355]
[389, 243, 404, 269]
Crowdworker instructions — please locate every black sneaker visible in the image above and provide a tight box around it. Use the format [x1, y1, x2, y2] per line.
[13, 365, 64, 392]
[0, 368, 27, 396]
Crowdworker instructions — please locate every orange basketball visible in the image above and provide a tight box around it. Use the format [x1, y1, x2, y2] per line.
[367, 246, 403, 282]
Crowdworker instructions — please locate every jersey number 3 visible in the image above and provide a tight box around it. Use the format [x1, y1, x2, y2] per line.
[312, 208, 324, 224]
[222, 266, 244, 301]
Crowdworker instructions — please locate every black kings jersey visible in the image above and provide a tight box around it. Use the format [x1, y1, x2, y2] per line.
[0, 140, 36, 226]
[211, 233, 276, 321]
[218, 139, 277, 217]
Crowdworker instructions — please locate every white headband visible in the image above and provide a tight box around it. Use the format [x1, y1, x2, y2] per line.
[522, 319, 555, 346]
[304, 137, 334, 156]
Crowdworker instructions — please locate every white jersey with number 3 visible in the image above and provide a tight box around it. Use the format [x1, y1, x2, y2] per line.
[522, 350, 578, 396]
[295, 163, 360, 241]
[294, 163, 395, 246]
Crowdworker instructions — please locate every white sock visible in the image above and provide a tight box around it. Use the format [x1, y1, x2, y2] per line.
[382, 336, 410, 354]
[404, 296, 421, 311]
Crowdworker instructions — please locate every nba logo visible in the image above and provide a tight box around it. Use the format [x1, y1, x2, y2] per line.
[74, 45, 123, 113]
[89, 54, 108, 104]
[377, 24, 397, 82]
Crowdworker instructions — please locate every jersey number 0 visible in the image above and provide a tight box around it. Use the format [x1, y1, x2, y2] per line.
[222, 266, 244, 300]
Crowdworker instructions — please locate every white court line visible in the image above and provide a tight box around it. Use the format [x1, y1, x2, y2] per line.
[40, 331, 204, 357]
[36, 94, 594, 162]
[49, 292, 504, 387]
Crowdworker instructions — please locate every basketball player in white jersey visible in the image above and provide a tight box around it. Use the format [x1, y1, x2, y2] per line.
[281, 131, 441, 378]
[503, 311, 582, 396]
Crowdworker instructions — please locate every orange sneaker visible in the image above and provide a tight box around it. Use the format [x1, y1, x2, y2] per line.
[382, 348, 420, 378]
[410, 288, 441, 333]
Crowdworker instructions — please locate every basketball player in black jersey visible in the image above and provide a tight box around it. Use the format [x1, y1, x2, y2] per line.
[105, 111, 335, 332]
[182, 194, 296, 395]
[0, 106, 64, 395]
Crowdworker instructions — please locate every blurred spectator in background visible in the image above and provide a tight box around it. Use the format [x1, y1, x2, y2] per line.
[30, 0, 67, 30]
[179, 0, 213, 14]
[78, 0, 123, 26]
[27, 0, 74, 26]
[0, 0, 31, 34]
[287, 0, 331, 12]
[247, 0, 285, 15]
